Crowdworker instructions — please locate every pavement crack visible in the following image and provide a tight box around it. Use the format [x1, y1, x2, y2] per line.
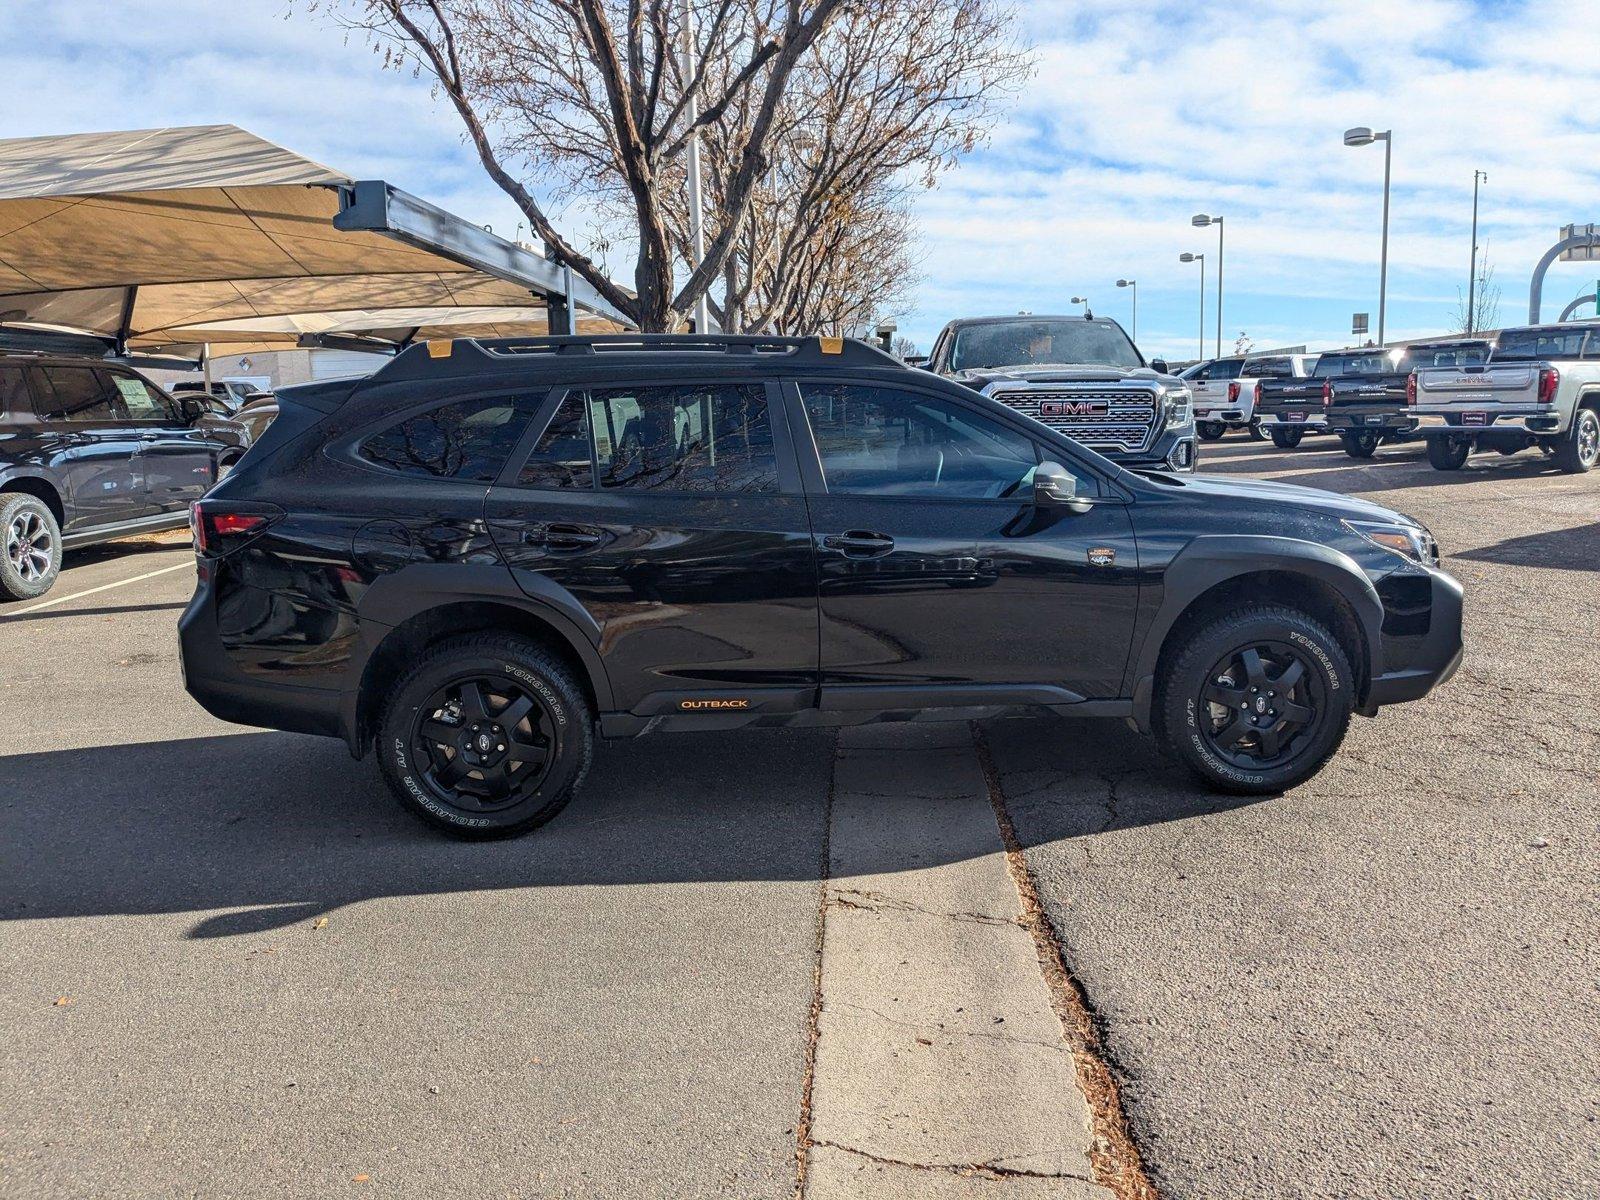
[827, 886, 1017, 927]
[826, 999, 1073, 1053]
[972, 722, 1164, 1200]
[792, 733, 836, 1200]
[810, 1138, 1096, 1183]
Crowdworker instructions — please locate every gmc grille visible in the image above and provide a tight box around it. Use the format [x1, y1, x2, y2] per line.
[986, 387, 1159, 453]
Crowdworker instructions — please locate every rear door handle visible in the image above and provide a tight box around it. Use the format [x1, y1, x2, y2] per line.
[532, 523, 605, 551]
[823, 530, 895, 557]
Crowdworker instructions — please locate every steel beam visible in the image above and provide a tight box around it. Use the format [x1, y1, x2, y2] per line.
[1528, 230, 1600, 323]
[332, 181, 632, 329]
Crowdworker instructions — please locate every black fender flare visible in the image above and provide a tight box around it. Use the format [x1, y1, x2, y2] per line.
[340, 562, 614, 751]
[1127, 535, 1385, 730]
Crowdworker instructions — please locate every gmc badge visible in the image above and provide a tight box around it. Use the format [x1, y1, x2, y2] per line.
[1040, 399, 1110, 418]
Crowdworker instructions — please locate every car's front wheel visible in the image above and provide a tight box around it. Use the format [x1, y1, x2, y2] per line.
[1197, 421, 1227, 442]
[1, 493, 61, 602]
[377, 634, 593, 838]
[1269, 426, 1305, 449]
[1155, 605, 1354, 796]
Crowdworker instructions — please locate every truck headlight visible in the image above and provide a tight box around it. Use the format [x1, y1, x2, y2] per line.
[1164, 388, 1192, 429]
[1342, 519, 1435, 563]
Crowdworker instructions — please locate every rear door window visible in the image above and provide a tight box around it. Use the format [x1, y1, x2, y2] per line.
[31, 366, 119, 422]
[359, 393, 543, 481]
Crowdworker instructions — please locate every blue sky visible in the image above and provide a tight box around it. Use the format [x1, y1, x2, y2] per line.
[3, 0, 1599, 359]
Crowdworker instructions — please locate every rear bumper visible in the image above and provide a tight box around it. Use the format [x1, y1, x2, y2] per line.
[1326, 409, 1417, 433]
[179, 562, 345, 740]
[1256, 411, 1328, 430]
[1364, 569, 1465, 710]
[1414, 408, 1565, 435]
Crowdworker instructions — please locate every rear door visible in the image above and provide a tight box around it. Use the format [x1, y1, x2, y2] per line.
[486, 378, 820, 716]
[786, 378, 1139, 706]
[26, 364, 150, 527]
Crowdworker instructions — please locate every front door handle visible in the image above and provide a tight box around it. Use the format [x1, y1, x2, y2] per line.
[532, 523, 605, 551]
[823, 530, 895, 558]
[138, 433, 161, 442]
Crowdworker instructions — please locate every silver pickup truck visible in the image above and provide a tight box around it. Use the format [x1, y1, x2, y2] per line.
[1411, 322, 1600, 473]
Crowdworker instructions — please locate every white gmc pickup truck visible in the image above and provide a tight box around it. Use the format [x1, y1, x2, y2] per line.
[1411, 322, 1600, 473]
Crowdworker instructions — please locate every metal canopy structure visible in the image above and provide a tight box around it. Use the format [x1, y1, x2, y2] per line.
[0, 124, 630, 357]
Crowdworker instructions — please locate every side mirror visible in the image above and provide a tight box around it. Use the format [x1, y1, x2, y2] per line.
[1150, 358, 1170, 374]
[176, 396, 206, 424]
[1034, 462, 1093, 513]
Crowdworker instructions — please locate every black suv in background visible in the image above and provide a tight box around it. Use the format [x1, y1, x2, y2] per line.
[0, 353, 241, 601]
[181, 335, 1464, 839]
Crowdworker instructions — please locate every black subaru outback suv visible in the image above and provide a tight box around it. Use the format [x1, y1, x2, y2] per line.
[180, 335, 1464, 838]
[1, 352, 245, 601]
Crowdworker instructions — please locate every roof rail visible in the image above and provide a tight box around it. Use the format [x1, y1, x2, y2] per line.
[371, 332, 905, 382]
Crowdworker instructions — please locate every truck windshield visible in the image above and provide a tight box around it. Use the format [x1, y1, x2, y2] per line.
[1492, 328, 1592, 361]
[1312, 353, 1392, 377]
[949, 319, 1143, 371]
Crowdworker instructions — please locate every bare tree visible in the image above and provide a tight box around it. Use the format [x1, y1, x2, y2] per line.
[325, 0, 852, 330]
[665, 0, 1024, 334]
[1452, 259, 1502, 334]
[891, 335, 919, 359]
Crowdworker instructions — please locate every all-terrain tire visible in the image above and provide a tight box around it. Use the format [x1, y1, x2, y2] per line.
[0, 493, 62, 602]
[376, 633, 593, 839]
[1154, 604, 1355, 796]
[1426, 434, 1471, 471]
[1553, 406, 1599, 474]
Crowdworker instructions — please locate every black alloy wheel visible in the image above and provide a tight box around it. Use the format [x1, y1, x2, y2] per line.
[1197, 421, 1227, 441]
[1197, 641, 1323, 771]
[411, 674, 559, 812]
[1269, 426, 1305, 449]
[377, 633, 593, 838]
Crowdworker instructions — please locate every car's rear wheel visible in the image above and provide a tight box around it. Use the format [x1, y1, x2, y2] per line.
[1197, 421, 1227, 441]
[1340, 430, 1381, 458]
[1, 494, 61, 602]
[1155, 605, 1354, 795]
[1553, 407, 1599, 474]
[1426, 433, 1471, 471]
[377, 634, 593, 838]
[1269, 427, 1304, 449]
[1247, 423, 1266, 441]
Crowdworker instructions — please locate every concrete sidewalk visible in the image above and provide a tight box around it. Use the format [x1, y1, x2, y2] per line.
[802, 724, 1114, 1199]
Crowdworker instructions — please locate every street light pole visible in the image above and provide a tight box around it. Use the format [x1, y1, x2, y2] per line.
[1344, 127, 1393, 346]
[1180, 253, 1205, 360]
[1467, 169, 1487, 334]
[1192, 214, 1225, 356]
[1116, 279, 1137, 341]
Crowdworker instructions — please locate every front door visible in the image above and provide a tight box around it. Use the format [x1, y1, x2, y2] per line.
[109, 370, 217, 511]
[486, 379, 819, 716]
[787, 379, 1140, 706]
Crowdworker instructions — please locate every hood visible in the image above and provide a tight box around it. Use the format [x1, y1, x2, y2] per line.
[1149, 471, 1421, 526]
[956, 364, 1181, 388]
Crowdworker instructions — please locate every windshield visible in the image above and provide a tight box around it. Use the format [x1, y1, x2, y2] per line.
[1312, 352, 1392, 378]
[949, 319, 1143, 372]
[1492, 327, 1593, 362]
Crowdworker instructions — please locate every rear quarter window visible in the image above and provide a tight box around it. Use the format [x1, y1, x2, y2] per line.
[359, 394, 542, 482]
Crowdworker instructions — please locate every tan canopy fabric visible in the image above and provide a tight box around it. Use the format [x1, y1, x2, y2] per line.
[0, 125, 623, 349]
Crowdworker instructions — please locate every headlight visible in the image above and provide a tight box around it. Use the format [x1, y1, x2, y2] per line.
[1164, 387, 1192, 428]
[1342, 519, 1435, 563]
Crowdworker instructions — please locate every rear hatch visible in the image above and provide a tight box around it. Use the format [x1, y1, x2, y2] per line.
[1326, 372, 1409, 421]
[1413, 363, 1540, 412]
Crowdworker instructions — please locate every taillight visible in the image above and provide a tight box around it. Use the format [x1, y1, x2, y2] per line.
[1322, 381, 1333, 407]
[1538, 367, 1559, 404]
[1406, 372, 1418, 405]
[190, 501, 282, 557]
[1227, 381, 1240, 403]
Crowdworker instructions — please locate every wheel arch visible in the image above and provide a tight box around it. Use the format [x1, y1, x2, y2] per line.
[343, 564, 614, 757]
[0, 472, 65, 527]
[1128, 537, 1383, 730]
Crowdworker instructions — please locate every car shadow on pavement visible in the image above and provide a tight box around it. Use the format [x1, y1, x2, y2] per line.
[0, 719, 1250, 939]
[1453, 522, 1600, 572]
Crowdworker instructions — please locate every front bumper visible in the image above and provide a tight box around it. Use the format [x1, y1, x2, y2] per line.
[1414, 407, 1565, 435]
[1096, 424, 1196, 472]
[1363, 567, 1465, 710]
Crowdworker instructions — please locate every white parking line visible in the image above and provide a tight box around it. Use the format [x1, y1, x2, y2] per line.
[3, 561, 192, 618]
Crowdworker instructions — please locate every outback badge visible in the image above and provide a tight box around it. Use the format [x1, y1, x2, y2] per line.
[1087, 546, 1117, 567]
